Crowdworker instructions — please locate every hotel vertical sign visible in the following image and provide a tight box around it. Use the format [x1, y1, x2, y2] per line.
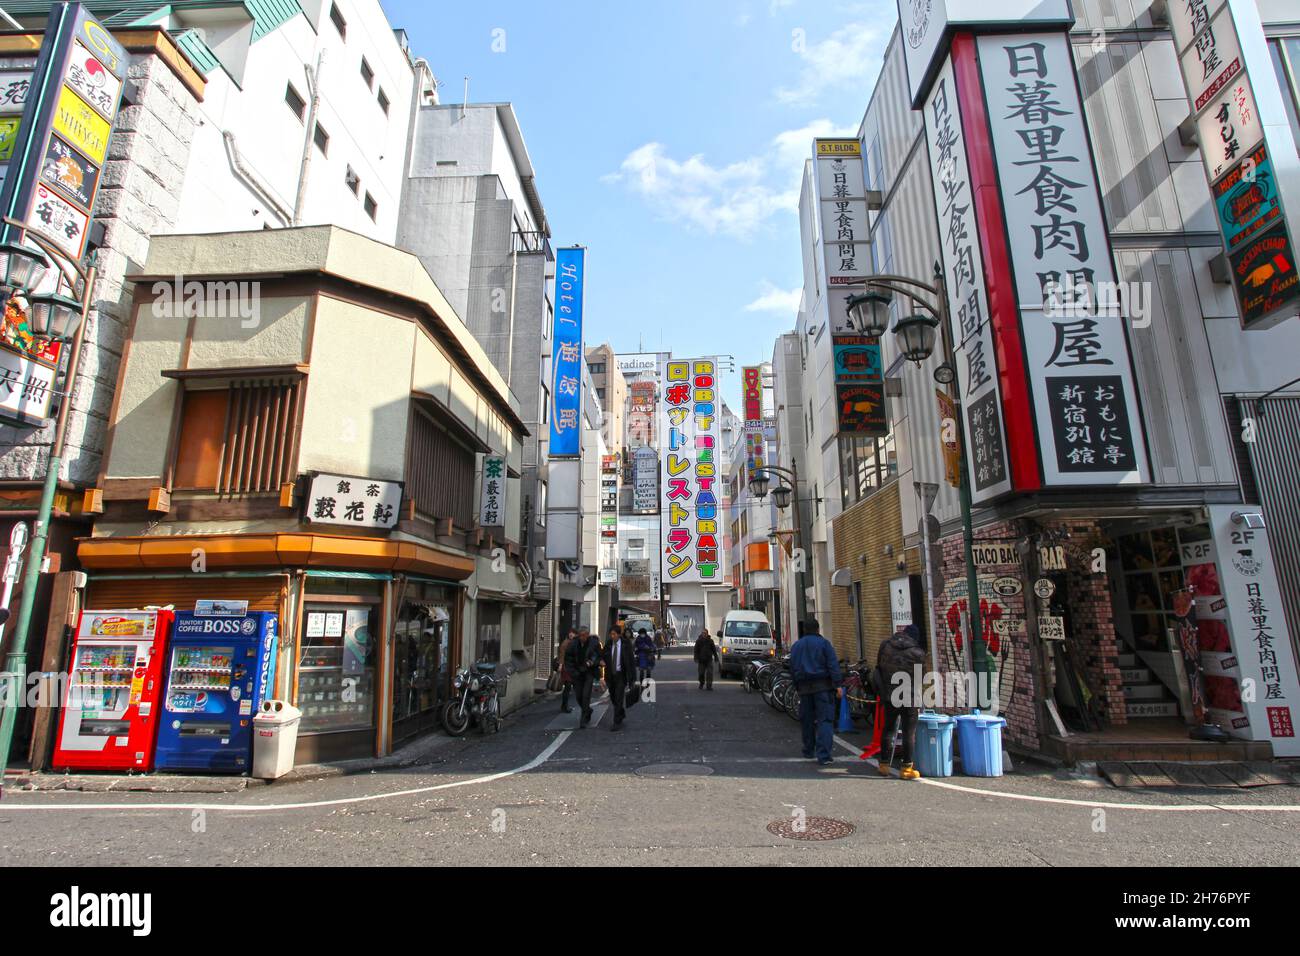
[1169, 0, 1300, 329]
[548, 246, 585, 457]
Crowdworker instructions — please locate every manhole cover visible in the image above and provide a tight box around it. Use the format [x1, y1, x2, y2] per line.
[634, 763, 714, 778]
[766, 817, 856, 841]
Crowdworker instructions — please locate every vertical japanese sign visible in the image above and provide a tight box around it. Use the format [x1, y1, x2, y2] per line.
[0, 3, 127, 260]
[924, 54, 1011, 502]
[659, 357, 721, 583]
[1201, 505, 1300, 756]
[742, 366, 765, 481]
[1169, 0, 1300, 329]
[479, 455, 506, 528]
[814, 138, 887, 437]
[548, 246, 585, 457]
[977, 32, 1149, 486]
[632, 445, 658, 513]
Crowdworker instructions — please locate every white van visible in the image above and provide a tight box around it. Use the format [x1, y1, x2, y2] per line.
[717, 610, 776, 678]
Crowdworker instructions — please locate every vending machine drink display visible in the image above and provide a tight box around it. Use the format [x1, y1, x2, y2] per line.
[52, 609, 175, 772]
[153, 610, 279, 773]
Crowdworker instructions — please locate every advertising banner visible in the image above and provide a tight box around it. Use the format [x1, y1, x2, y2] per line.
[923, 53, 1011, 501]
[548, 246, 585, 456]
[976, 31, 1149, 487]
[632, 445, 658, 513]
[1168, 0, 1300, 329]
[742, 365, 765, 481]
[659, 357, 722, 583]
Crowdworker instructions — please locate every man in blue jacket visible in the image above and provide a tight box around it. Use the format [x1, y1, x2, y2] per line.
[789, 618, 842, 765]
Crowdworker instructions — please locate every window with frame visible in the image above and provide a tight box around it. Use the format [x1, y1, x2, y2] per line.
[285, 83, 306, 121]
[313, 122, 329, 155]
[406, 403, 476, 527]
[360, 56, 374, 89]
[171, 375, 304, 493]
[378, 87, 390, 115]
[329, 2, 347, 38]
[363, 192, 377, 220]
[344, 165, 360, 195]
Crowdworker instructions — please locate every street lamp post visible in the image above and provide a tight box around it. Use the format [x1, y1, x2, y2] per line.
[847, 264, 988, 687]
[751, 463, 808, 638]
[0, 225, 94, 777]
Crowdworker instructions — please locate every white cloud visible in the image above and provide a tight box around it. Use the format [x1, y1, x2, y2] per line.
[605, 119, 853, 240]
[769, 0, 796, 13]
[776, 21, 884, 105]
[744, 281, 801, 314]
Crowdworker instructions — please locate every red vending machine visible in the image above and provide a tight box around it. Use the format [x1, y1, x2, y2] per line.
[52, 609, 174, 772]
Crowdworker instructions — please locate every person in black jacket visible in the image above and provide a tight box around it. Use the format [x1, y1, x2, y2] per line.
[872, 624, 927, 779]
[603, 626, 637, 731]
[694, 629, 719, 690]
[566, 627, 603, 727]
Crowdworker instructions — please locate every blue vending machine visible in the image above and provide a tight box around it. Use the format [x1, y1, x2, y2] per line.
[154, 610, 278, 773]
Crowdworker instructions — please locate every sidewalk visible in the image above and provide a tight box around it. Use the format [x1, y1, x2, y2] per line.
[6, 691, 551, 794]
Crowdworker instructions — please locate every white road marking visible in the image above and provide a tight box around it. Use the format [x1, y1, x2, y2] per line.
[832, 735, 1300, 812]
[2, 731, 572, 814]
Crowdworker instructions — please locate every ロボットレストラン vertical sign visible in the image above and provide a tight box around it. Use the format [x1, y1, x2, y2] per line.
[659, 357, 722, 583]
[548, 246, 585, 457]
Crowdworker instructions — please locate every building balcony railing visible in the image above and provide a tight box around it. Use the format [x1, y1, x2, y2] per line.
[512, 231, 552, 259]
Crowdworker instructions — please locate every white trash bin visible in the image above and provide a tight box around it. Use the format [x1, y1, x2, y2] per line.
[252, 700, 301, 779]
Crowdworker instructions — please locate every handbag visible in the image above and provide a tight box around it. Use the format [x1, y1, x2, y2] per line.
[625, 682, 641, 708]
[547, 670, 562, 692]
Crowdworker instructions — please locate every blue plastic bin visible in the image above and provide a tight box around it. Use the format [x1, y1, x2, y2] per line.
[954, 709, 1007, 777]
[914, 710, 955, 777]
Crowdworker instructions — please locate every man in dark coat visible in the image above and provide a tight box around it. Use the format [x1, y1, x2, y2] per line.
[566, 627, 603, 727]
[694, 628, 719, 690]
[602, 626, 637, 731]
[789, 618, 842, 764]
[873, 623, 927, 779]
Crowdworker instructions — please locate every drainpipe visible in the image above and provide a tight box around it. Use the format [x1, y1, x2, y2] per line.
[222, 131, 293, 225]
[292, 50, 325, 226]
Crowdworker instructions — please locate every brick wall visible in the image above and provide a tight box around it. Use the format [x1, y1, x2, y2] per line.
[829, 481, 919, 664]
[927, 517, 1126, 753]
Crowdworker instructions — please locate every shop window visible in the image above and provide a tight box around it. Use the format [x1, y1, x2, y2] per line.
[171, 377, 302, 493]
[406, 403, 476, 527]
[298, 602, 377, 734]
[393, 586, 453, 734]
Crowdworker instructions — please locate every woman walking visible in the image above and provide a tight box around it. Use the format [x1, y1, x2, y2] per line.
[634, 627, 657, 683]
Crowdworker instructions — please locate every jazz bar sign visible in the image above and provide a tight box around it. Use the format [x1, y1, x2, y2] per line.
[304, 473, 403, 532]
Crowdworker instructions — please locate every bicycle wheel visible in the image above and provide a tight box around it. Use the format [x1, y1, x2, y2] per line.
[768, 676, 790, 711]
[783, 683, 801, 720]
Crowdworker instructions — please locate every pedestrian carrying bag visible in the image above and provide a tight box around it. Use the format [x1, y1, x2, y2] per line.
[626, 682, 641, 709]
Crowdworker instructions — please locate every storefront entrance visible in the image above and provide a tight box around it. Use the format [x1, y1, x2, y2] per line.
[392, 580, 456, 744]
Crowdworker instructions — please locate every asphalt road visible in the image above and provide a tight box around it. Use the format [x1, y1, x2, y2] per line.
[3, 647, 1298, 866]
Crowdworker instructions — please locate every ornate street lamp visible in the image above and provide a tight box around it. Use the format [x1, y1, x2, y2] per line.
[749, 473, 770, 499]
[26, 291, 85, 342]
[845, 290, 893, 338]
[0, 240, 49, 295]
[770, 485, 793, 510]
[892, 311, 940, 364]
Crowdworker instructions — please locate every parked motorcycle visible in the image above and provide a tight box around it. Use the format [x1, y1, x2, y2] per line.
[442, 662, 501, 735]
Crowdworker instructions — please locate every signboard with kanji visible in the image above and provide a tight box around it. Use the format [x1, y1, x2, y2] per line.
[548, 246, 585, 456]
[658, 357, 722, 583]
[479, 455, 506, 528]
[303, 473, 403, 532]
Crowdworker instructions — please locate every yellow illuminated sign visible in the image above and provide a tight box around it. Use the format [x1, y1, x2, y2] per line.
[52, 85, 110, 165]
[0, 117, 19, 161]
[816, 139, 861, 156]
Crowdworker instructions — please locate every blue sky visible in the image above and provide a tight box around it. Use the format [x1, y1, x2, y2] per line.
[381, 0, 898, 408]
